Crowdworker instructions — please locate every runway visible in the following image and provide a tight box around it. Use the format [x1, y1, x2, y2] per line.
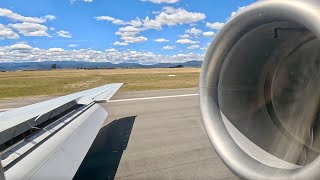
[101, 88, 236, 179]
[0, 88, 236, 179]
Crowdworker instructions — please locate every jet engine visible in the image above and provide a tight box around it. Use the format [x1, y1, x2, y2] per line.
[200, 0, 320, 179]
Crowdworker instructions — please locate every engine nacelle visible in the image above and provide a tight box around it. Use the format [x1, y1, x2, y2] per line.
[200, 0, 320, 179]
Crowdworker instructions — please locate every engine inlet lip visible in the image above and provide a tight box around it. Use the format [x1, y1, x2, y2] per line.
[200, 0, 320, 179]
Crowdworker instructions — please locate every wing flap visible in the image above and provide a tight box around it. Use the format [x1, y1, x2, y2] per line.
[4, 104, 107, 180]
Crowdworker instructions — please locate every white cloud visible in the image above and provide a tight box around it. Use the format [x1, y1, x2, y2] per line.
[0, 8, 55, 38]
[121, 36, 148, 43]
[96, 16, 143, 28]
[0, 24, 19, 39]
[176, 39, 199, 44]
[9, 43, 33, 50]
[156, 7, 206, 26]
[128, 19, 143, 27]
[152, 11, 160, 15]
[115, 26, 140, 37]
[98, 7, 205, 28]
[185, 27, 202, 36]
[202, 31, 214, 37]
[187, 45, 200, 49]
[96, 7, 205, 44]
[43, 15, 56, 21]
[68, 44, 78, 47]
[97, 7, 205, 35]
[0, 43, 204, 64]
[114, 41, 128, 46]
[50, 27, 55, 31]
[57, 30, 72, 38]
[70, 0, 94, 4]
[97, 17, 148, 45]
[0, 8, 54, 23]
[162, 7, 177, 14]
[142, 17, 162, 30]
[155, 38, 169, 42]
[206, 22, 224, 30]
[9, 22, 49, 37]
[95, 16, 126, 25]
[141, 0, 179, 4]
[163, 46, 175, 50]
[179, 34, 191, 39]
[48, 48, 64, 52]
[106, 48, 117, 52]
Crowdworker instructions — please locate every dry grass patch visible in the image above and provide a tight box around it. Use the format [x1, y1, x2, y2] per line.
[0, 68, 200, 99]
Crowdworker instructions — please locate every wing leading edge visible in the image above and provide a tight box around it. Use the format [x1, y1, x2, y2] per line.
[0, 83, 123, 180]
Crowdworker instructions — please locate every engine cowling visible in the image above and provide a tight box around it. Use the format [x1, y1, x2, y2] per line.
[200, 0, 320, 179]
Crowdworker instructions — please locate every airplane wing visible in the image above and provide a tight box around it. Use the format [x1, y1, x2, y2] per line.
[0, 83, 123, 180]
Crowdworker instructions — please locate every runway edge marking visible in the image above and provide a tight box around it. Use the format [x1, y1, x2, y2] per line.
[0, 94, 199, 111]
[108, 94, 199, 103]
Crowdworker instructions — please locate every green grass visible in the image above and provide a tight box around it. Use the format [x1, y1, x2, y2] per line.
[0, 68, 200, 99]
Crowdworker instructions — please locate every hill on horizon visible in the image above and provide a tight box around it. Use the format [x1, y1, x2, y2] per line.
[0, 60, 203, 71]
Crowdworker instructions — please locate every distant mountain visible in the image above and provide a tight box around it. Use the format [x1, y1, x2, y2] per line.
[0, 60, 203, 71]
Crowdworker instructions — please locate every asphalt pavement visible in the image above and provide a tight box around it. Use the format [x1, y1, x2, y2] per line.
[102, 88, 237, 179]
[0, 88, 237, 179]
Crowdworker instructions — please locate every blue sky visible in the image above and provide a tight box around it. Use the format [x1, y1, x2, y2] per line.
[0, 0, 256, 64]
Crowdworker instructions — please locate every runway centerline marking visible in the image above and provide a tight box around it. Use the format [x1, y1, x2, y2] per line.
[108, 93, 199, 103]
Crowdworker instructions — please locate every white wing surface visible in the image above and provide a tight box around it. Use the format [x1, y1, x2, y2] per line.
[0, 83, 123, 180]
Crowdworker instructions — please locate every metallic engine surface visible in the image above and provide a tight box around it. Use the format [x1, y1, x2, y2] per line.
[200, 0, 320, 179]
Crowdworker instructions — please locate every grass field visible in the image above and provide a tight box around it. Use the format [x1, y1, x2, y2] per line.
[0, 68, 200, 99]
